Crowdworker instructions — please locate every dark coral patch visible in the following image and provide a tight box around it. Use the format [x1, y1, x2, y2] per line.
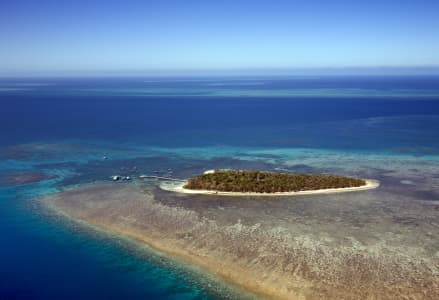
[0, 172, 55, 186]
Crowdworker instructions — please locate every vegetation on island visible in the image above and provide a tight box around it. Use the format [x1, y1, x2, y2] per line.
[184, 170, 366, 193]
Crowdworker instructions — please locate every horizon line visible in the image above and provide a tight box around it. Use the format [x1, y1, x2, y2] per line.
[2, 66, 439, 78]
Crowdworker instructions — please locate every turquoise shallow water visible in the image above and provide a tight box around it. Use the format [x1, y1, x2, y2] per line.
[0, 163, 255, 300]
[1, 76, 439, 299]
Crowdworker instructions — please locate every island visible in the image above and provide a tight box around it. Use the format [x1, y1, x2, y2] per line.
[161, 169, 379, 196]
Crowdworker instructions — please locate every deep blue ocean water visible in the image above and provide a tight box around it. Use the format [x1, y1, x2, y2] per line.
[1, 76, 439, 299]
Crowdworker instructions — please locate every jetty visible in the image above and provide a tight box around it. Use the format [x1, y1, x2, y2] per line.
[138, 175, 186, 182]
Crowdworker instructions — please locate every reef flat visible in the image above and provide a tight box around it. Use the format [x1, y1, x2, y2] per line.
[45, 181, 439, 300]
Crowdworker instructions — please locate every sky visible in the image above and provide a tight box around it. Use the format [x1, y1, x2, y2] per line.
[1, 0, 439, 76]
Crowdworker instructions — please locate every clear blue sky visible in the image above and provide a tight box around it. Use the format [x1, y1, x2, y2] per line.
[1, 0, 439, 75]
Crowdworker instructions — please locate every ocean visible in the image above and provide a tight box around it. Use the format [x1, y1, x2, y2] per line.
[1, 75, 439, 299]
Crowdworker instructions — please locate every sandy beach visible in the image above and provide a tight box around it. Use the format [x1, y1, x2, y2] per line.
[160, 179, 380, 196]
[44, 182, 439, 300]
